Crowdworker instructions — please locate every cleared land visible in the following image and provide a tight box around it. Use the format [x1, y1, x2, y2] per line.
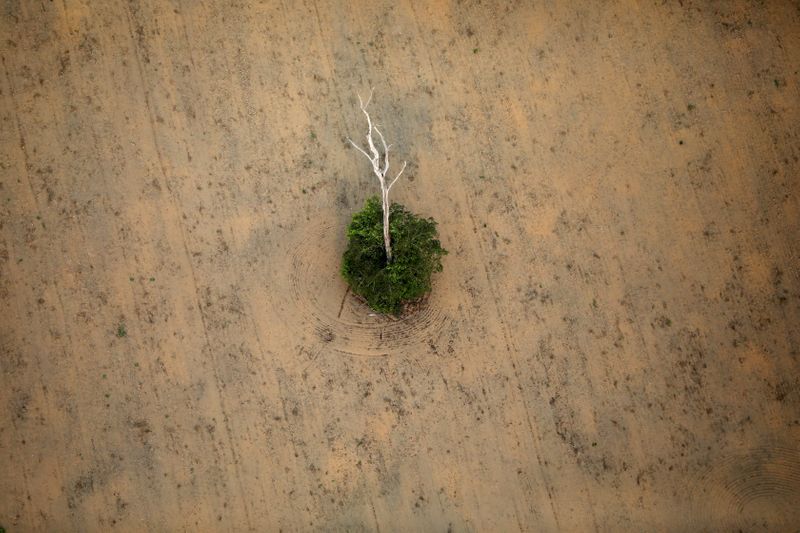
[1, 1, 799, 531]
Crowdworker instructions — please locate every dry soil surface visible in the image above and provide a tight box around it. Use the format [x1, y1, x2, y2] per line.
[1, 1, 799, 531]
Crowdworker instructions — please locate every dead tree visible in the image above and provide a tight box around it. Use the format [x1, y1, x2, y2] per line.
[347, 89, 407, 263]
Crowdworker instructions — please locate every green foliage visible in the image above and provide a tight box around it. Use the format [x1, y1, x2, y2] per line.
[341, 196, 447, 315]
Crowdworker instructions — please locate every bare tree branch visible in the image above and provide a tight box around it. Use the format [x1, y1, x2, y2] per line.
[387, 161, 407, 191]
[357, 89, 381, 165]
[347, 90, 406, 262]
[373, 126, 390, 175]
[362, 87, 373, 109]
[347, 138, 373, 161]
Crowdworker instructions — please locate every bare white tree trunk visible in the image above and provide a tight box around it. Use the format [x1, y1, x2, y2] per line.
[347, 89, 406, 263]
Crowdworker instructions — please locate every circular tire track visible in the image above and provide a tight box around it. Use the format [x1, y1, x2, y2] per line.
[689, 445, 800, 530]
[275, 220, 455, 357]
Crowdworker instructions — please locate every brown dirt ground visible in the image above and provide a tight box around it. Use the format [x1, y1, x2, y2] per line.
[1, 1, 799, 531]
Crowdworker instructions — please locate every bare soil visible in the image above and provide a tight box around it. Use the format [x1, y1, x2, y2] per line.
[1, 1, 799, 531]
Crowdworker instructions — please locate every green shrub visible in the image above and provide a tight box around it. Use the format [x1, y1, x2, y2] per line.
[341, 196, 447, 315]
